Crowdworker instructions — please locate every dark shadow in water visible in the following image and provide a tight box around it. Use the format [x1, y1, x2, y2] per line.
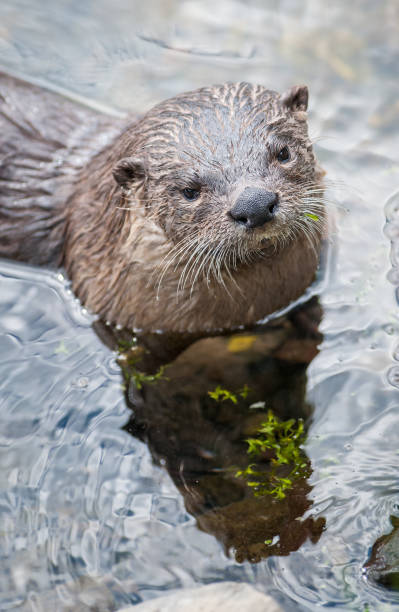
[94, 297, 326, 564]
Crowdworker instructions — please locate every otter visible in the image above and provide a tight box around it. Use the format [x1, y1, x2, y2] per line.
[0, 73, 325, 334]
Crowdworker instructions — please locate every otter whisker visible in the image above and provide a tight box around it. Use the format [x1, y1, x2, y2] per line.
[198, 239, 223, 285]
[179, 242, 208, 288]
[293, 219, 320, 260]
[153, 233, 202, 297]
[178, 239, 210, 294]
[223, 243, 249, 297]
[193, 243, 217, 293]
[213, 242, 230, 286]
[153, 235, 195, 284]
[171, 235, 203, 273]
[182, 242, 212, 296]
[208, 241, 237, 298]
[189, 247, 211, 297]
[212, 241, 226, 284]
[301, 194, 336, 206]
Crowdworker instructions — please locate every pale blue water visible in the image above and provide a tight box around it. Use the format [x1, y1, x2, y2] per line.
[1, 1, 399, 610]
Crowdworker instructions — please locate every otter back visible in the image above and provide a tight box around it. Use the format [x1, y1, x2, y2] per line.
[0, 72, 123, 265]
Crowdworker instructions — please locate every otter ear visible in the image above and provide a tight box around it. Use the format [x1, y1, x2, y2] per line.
[113, 157, 146, 188]
[281, 85, 308, 112]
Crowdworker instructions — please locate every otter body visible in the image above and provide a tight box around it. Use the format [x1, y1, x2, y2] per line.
[0, 73, 325, 334]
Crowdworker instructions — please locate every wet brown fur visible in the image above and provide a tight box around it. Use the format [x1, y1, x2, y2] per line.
[0, 74, 325, 333]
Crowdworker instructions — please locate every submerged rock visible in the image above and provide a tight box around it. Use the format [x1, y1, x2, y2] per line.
[364, 516, 399, 589]
[119, 582, 283, 612]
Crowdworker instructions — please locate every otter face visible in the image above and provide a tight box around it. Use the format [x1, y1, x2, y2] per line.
[113, 82, 324, 289]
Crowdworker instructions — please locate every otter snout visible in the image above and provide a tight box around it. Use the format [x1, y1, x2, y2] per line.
[229, 188, 278, 229]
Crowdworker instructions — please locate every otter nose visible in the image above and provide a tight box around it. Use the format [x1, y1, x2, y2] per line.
[229, 188, 278, 229]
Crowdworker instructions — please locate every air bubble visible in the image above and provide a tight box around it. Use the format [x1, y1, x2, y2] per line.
[77, 377, 89, 388]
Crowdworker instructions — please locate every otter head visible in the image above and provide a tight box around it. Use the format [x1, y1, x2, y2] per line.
[112, 82, 324, 291]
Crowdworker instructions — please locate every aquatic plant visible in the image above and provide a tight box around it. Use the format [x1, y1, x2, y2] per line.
[127, 364, 167, 390]
[236, 410, 310, 500]
[208, 385, 310, 499]
[117, 335, 168, 389]
[304, 212, 320, 221]
[208, 384, 250, 404]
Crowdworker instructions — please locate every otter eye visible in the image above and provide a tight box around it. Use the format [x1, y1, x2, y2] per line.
[277, 146, 290, 163]
[182, 187, 200, 201]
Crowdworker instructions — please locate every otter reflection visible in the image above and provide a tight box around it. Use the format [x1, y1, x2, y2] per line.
[96, 298, 325, 563]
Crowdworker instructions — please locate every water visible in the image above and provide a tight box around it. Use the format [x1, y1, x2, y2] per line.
[1, 1, 399, 610]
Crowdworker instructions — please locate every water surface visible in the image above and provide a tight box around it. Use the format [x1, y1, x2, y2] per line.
[0, 1, 399, 610]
